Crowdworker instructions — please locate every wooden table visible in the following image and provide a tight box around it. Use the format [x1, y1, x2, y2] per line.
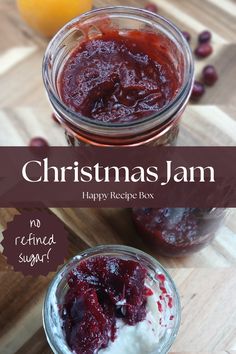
[0, 0, 236, 353]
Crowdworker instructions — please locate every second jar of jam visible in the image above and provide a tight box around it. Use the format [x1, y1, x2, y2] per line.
[132, 208, 229, 257]
[43, 6, 194, 147]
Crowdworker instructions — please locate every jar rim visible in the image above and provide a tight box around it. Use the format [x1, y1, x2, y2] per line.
[43, 244, 181, 354]
[42, 6, 194, 134]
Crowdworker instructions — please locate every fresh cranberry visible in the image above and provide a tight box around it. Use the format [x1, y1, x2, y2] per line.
[191, 81, 205, 101]
[194, 43, 213, 58]
[198, 30, 212, 43]
[182, 31, 191, 42]
[29, 137, 49, 147]
[202, 65, 218, 86]
[145, 2, 158, 13]
[63, 256, 149, 354]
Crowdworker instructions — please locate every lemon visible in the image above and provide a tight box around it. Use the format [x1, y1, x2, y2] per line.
[17, 0, 93, 38]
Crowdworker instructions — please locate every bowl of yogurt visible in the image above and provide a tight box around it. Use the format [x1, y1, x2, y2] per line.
[43, 245, 181, 354]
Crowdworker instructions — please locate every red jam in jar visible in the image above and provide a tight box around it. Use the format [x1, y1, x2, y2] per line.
[43, 7, 194, 146]
[132, 208, 227, 257]
[59, 30, 180, 123]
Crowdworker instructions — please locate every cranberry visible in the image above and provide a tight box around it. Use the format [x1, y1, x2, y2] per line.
[145, 2, 158, 13]
[194, 43, 213, 58]
[198, 30, 212, 43]
[191, 81, 205, 101]
[29, 137, 49, 147]
[182, 31, 191, 42]
[202, 65, 218, 86]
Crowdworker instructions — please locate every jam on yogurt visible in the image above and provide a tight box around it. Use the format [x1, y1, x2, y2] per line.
[59, 30, 181, 123]
[132, 208, 227, 257]
[61, 255, 173, 354]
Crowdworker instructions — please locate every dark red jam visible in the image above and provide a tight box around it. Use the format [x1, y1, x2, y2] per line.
[59, 30, 180, 123]
[132, 208, 226, 257]
[62, 256, 150, 354]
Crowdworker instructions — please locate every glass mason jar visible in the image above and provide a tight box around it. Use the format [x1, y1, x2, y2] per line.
[43, 6, 194, 147]
[43, 245, 181, 354]
[132, 208, 230, 257]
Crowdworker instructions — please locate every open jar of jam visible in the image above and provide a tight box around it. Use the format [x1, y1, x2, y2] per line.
[43, 6, 194, 147]
[132, 208, 229, 257]
[43, 245, 181, 354]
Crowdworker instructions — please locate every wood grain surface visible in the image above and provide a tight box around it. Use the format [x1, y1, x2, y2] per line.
[0, 0, 236, 353]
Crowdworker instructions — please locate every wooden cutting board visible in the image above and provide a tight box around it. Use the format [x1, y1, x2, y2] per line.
[0, 0, 236, 353]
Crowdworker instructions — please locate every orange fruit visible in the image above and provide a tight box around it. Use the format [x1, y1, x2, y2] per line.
[16, 0, 93, 38]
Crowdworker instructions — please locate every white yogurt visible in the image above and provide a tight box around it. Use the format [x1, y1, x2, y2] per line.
[99, 291, 163, 354]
